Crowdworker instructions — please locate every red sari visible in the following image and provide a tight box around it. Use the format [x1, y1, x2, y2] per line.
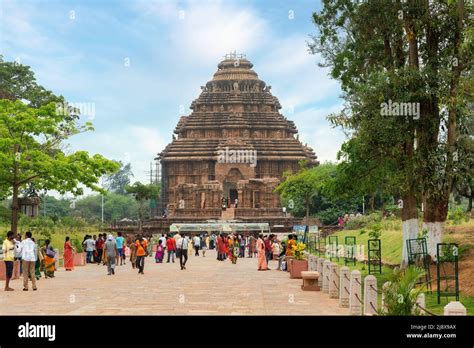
[64, 241, 74, 271]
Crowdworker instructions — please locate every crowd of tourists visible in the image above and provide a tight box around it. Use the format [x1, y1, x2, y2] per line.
[2, 228, 302, 291]
[80, 232, 149, 275]
[1, 230, 58, 291]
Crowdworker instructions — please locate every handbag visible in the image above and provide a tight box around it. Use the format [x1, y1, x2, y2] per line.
[176, 238, 186, 257]
[46, 248, 56, 258]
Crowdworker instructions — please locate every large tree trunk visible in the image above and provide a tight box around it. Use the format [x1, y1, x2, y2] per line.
[423, 197, 449, 260]
[11, 184, 19, 235]
[401, 193, 418, 267]
[421, 0, 464, 261]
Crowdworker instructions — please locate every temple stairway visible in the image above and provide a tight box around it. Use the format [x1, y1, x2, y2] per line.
[220, 207, 235, 220]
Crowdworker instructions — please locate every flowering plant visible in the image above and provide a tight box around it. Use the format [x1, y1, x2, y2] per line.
[293, 242, 306, 260]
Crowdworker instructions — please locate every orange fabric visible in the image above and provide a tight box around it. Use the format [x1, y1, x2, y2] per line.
[286, 239, 296, 256]
[257, 238, 268, 270]
[135, 240, 148, 256]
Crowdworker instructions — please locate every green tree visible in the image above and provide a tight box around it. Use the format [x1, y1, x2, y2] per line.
[276, 163, 335, 239]
[310, 0, 473, 260]
[0, 59, 119, 233]
[103, 161, 134, 195]
[125, 182, 160, 232]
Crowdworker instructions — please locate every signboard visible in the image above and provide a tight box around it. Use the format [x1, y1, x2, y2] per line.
[292, 225, 306, 232]
[309, 225, 319, 233]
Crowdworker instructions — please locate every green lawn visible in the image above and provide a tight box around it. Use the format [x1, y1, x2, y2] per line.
[310, 218, 474, 315]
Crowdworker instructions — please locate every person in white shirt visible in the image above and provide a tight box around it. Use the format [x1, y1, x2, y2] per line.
[193, 235, 201, 256]
[16, 231, 37, 291]
[83, 235, 96, 264]
[176, 234, 189, 270]
[159, 234, 167, 253]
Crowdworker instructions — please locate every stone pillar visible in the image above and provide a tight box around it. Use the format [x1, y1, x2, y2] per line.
[414, 293, 425, 315]
[307, 255, 314, 271]
[381, 281, 391, 312]
[363, 275, 377, 315]
[339, 266, 350, 308]
[317, 258, 325, 288]
[444, 301, 467, 316]
[322, 260, 331, 293]
[329, 263, 339, 299]
[349, 270, 362, 315]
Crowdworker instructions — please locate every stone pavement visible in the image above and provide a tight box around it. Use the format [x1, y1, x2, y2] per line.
[0, 250, 349, 315]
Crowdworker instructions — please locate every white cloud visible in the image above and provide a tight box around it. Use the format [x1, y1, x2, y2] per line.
[292, 104, 347, 163]
[2, 0, 347, 196]
[67, 125, 168, 185]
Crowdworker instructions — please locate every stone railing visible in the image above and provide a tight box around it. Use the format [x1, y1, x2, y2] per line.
[306, 254, 467, 316]
[234, 208, 286, 218]
[171, 208, 222, 218]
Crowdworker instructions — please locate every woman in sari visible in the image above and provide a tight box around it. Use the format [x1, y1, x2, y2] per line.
[155, 240, 164, 263]
[257, 234, 269, 271]
[224, 235, 229, 260]
[129, 238, 137, 269]
[41, 240, 56, 278]
[64, 236, 75, 271]
[229, 235, 238, 264]
[227, 236, 234, 260]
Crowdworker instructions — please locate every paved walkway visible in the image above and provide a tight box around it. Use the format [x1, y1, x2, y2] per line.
[0, 250, 349, 315]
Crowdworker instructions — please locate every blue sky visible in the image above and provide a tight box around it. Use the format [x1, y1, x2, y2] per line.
[0, 0, 345, 194]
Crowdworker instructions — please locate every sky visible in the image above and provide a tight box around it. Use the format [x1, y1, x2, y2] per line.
[0, 0, 346, 196]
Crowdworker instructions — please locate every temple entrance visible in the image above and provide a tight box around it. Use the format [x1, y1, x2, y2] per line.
[229, 189, 238, 204]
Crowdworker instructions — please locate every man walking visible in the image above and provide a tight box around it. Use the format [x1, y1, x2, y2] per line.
[16, 231, 37, 291]
[83, 235, 95, 264]
[104, 234, 118, 275]
[166, 235, 176, 263]
[193, 234, 200, 256]
[115, 232, 125, 266]
[177, 233, 189, 270]
[96, 234, 104, 266]
[2, 231, 15, 291]
[135, 235, 148, 275]
[239, 235, 245, 258]
[264, 235, 272, 267]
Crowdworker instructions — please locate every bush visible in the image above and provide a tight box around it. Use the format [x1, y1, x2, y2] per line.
[344, 212, 382, 230]
[448, 207, 469, 225]
[315, 207, 345, 225]
[368, 223, 382, 239]
[379, 266, 426, 316]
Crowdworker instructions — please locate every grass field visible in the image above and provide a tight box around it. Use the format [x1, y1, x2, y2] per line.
[313, 218, 474, 315]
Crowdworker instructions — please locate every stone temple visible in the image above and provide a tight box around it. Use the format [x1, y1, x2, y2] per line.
[154, 53, 317, 232]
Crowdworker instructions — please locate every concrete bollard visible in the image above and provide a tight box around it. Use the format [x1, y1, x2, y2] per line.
[381, 281, 391, 312]
[322, 260, 331, 293]
[339, 266, 350, 308]
[444, 301, 467, 316]
[363, 275, 377, 315]
[349, 270, 362, 315]
[329, 263, 339, 299]
[317, 258, 325, 288]
[414, 293, 425, 315]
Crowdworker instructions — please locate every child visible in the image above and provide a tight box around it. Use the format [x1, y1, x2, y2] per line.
[155, 240, 164, 263]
